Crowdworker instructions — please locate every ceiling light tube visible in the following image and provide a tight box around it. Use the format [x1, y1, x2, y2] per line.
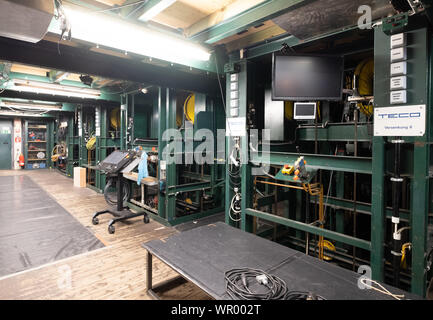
[48, 4, 211, 63]
[2, 100, 62, 110]
[8, 79, 101, 99]
[13, 79, 100, 96]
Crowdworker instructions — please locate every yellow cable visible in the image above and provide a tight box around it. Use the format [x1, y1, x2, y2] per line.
[86, 136, 96, 150]
[400, 243, 412, 269]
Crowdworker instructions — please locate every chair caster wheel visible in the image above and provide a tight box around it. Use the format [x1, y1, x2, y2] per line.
[108, 225, 115, 234]
[92, 217, 99, 225]
[144, 215, 150, 224]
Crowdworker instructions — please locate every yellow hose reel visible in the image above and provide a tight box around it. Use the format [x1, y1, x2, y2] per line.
[51, 143, 66, 162]
[354, 58, 374, 116]
[183, 93, 196, 124]
[110, 108, 120, 130]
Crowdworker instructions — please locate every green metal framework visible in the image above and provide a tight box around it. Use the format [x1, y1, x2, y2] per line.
[129, 87, 226, 226]
[224, 16, 433, 297]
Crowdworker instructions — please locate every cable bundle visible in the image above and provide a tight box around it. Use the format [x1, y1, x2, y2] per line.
[225, 268, 326, 300]
[225, 268, 287, 300]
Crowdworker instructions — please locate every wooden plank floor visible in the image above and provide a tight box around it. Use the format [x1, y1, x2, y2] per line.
[0, 169, 209, 300]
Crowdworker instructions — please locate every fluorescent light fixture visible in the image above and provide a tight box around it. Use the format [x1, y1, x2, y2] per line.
[138, 0, 176, 22]
[0, 111, 51, 117]
[48, 4, 211, 63]
[8, 79, 101, 99]
[2, 100, 63, 111]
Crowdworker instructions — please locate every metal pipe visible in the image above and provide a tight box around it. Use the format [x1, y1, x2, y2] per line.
[391, 137, 403, 287]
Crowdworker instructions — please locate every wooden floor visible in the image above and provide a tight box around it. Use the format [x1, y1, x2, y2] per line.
[0, 169, 209, 300]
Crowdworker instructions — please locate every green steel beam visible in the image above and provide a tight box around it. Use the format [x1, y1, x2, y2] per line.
[298, 124, 372, 142]
[312, 196, 412, 222]
[245, 208, 371, 251]
[190, 0, 312, 44]
[166, 181, 212, 195]
[228, 24, 361, 61]
[251, 152, 372, 174]
[134, 0, 168, 21]
[370, 136, 386, 283]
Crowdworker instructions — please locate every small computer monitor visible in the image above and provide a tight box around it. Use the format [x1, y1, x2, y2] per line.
[294, 102, 317, 120]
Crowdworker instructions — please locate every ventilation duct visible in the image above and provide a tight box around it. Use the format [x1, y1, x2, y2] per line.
[0, 0, 54, 43]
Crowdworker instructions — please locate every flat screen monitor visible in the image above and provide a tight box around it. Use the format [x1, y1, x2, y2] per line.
[272, 54, 344, 101]
[294, 102, 316, 120]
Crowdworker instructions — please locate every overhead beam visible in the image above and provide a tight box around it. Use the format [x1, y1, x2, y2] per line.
[185, 0, 267, 38]
[48, 70, 71, 83]
[223, 24, 287, 52]
[137, 0, 176, 21]
[188, 0, 314, 44]
[0, 37, 220, 96]
[119, 0, 148, 18]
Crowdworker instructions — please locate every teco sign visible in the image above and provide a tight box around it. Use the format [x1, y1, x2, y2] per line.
[374, 105, 426, 136]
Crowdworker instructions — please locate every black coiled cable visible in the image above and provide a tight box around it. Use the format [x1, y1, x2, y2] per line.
[225, 268, 325, 300]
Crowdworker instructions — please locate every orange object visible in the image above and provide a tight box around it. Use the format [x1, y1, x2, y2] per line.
[295, 169, 300, 175]
[293, 176, 299, 181]
[19, 154, 25, 167]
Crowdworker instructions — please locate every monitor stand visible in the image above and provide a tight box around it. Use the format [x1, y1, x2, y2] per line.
[91, 172, 149, 234]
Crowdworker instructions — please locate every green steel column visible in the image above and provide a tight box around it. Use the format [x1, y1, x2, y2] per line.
[335, 171, 345, 248]
[371, 136, 385, 282]
[78, 107, 85, 167]
[96, 107, 107, 190]
[120, 95, 126, 150]
[67, 116, 74, 177]
[295, 190, 303, 240]
[46, 120, 52, 168]
[411, 139, 429, 296]
[166, 88, 177, 223]
[410, 30, 431, 297]
[240, 61, 253, 232]
[225, 68, 234, 226]
[335, 149, 345, 249]
[370, 26, 389, 282]
[131, 94, 135, 147]
[157, 87, 167, 219]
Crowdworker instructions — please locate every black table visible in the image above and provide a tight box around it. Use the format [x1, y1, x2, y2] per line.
[142, 222, 418, 300]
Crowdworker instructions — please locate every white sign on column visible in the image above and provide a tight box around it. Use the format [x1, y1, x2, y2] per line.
[374, 105, 426, 136]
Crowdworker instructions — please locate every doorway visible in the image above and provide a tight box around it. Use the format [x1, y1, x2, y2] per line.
[0, 120, 12, 170]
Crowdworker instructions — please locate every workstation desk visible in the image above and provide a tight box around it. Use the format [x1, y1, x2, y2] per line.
[143, 222, 418, 300]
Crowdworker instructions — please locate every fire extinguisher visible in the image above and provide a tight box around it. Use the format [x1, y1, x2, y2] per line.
[19, 153, 25, 168]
